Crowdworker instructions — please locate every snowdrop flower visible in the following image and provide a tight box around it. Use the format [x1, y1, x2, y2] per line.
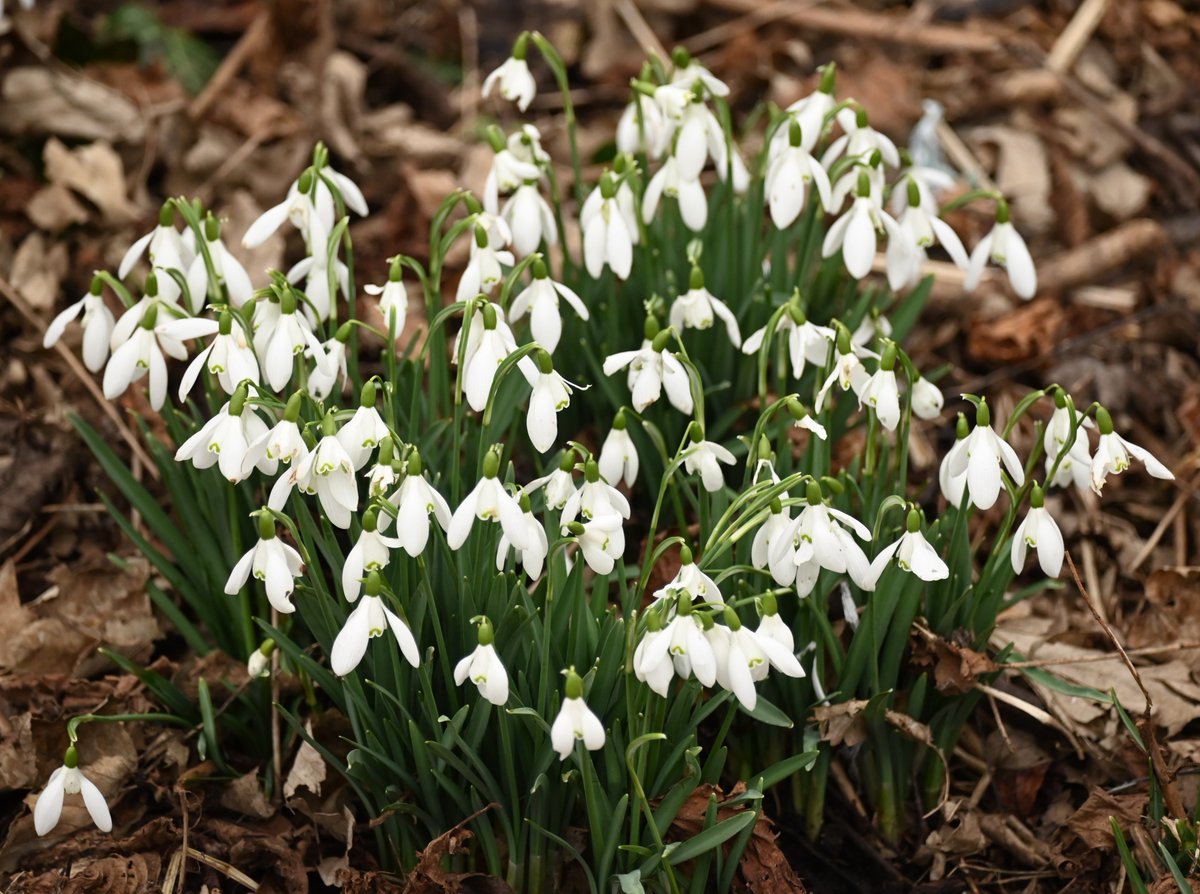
[598, 410, 638, 488]
[582, 173, 634, 280]
[286, 249, 349, 325]
[770, 483, 874, 591]
[34, 747, 111, 837]
[945, 400, 1025, 511]
[502, 183, 557, 257]
[786, 398, 828, 442]
[508, 259, 588, 354]
[895, 179, 969, 272]
[270, 418, 359, 527]
[767, 119, 833, 228]
[657, 599, 718, 687]
[783, 63, 838, 153]
[306, 325, 351, 402]
[174, 386, 274, 483]
[940, 414, 970, 507]
[617, 95, 669, 160]
[815, 326, 872, 413]
[256, 288, 331, 392]
[365, 440, 400, 499]
[858, 341, 901, 431]
[455, 618, 508, 706]
[752, 500, 801, 587]
[337, 382, 389, 470]
[823, 172, 916, 288]
[243, 169, 328, 255]
[342, 510, 402, 602]
[119, 203, 194, 297]
[524, 350, 576, 454]
[742, 303, 833, 380]
[497, 492, 549, 579]
[103, 303, 215, 411]
[911, 376, 944, 421]
[568, 511, 625, 575]
[964, 201, 1036, 299]
[457, 222, 515, 303]
[108, 270, 173, 352]
[653, 546, 723, 606]
[225, 513, 304, 614]
[365, 258, 408, 337]
[550, 668, 605, 760]
[603, 326, 693, 415]
[867, 509, 949, 587]
[669, 50, 730, 98]
[560, 461, 631, 525]
[178, 311, 259, 401]
[683, 427, 736, 493]
[822, 105, 900, 170]
[889, 156, 957, 218]
[330, 572, 419, 676]
[633, 609, 676, 697]
[186, 215, 254, 312]
[1089, 406, 1174, 495]
[44, 275, 115, 373]
[712, 607, 805, 711]
[755, 594, 794, 654]
[643, 155, 707, 232]
[527, 451, 577, 511]
[669, 267, 741, 347]
[1011, 484, 1064, 578]
[458, 302, 518, 413]
[483, 125, 545, 214]
[382, 451, 451, 555]
[247, 640, 274, 679]
[482, 34, 536, 112]
[1043, 393, 1092, 491]
[448, 448, 530, 550]
[241, 394, 308, 476]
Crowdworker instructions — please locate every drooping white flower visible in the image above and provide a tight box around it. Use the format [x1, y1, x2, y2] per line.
[457, 302, 518, 413]
[822, 174, 916, 288]
[527, 452, 577, 511]
[174, 387, 274, 483]
[454, 618, 508, 705]
[508, 259, 589, 354]
[523, 352, 576, 454]
[365, 260, 408, 337]
[866, 511, 949, 587]
[1011, 485, 1064, 578]
[653, 548, 723, 606]
[270, 425, 359, 528]
[447, 451, 530, 551]
[502, 183, 557, 257]
[858, 343, 901, 431]
[582, 175, 634, 280]
[336, 383, 390, 471]
[711, 609, 805, 711]
[306, 329, 350, 402]
[103, 305, 215, 411]
[822, 106, 900, 170]
[483, 125, 546, 214]
[550, 669, 606, 760]
[342, 510, 402, 602]
[185, 216, 255, 312]
[496, 493, 549, 579]
[669, 54, 729, 98]
[482, 40, 536, 112]
[770, 487, 874, 591]
[286, 250, 350, 325]
[571, 511, 625, 575]
[382, 452, 452, 556]
[243, 173, 328, 256]
[616, 95, 669, 160]
[683, 432, 736, 493]
[642, 155, 707, 232]
[178, 312, 259, 401]
[783, 65, 838, 152]
[669, 268, 741, 347]
[814, 331, 873, 414]
[940, 415, 970, 507]
[560, 462, 631, 529]
[755, 596, 794, 654]
[766, 118, 833, 228]
[655, 601, 718, 687]
[34, 749, 111, 837]
[895, 181, 969, 272]
[1043, 397, 1092, 492]
[751, 500, 800, 587]
[741, 306, 833, 380]
[964, 203, 1036, 299]
[224, 516, 304, 615]
[911, 376, 944, 421]
[44, 276, 115, 373]
[598, 411, 638, 488]
[1089, 407, 1174, 494]
[119, 204, 193, 283]
[247, 641, 273, 678]
[255, 289, 332, 392]
[456, 221, 515, 303]
[330, 578, 420, 677]
[603, 330, 693, 415]
[633, 610, 676, 697]
[946, 401, 1025, 511]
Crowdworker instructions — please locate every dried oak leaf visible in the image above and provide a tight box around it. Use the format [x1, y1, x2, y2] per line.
[911, 633, 997, 695]
[402, 805, 513, 894]
[967, 298, 1065, 364]
[812, 699, 870, 747]
[43, 138, 139, 225]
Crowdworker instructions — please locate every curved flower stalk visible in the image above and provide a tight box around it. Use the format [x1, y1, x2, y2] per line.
[551, 668, 605, 760]
[669, 267, 741, 348]
[225, 512, 304, 614]
[44, 275, 115, 373]
[331, 572, 420, 677]
[455, 618, 509, 706]
[1011, 484, 1064, 578]
[34, 746, 111, 837]
[508, 259, 589, 355]
[866, 508, 949, 588]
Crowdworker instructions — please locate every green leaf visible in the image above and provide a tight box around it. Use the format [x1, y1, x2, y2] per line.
[741, 695, 792, 728]
[1109, 818, 1149, 894]
[666, 809, 757, 865]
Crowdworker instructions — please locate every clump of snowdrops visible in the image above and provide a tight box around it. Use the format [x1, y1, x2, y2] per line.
[39, 33, 1174, 890]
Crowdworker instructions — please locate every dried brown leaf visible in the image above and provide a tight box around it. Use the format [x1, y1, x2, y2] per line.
[812, 699, 870, 747]
[43, 139, 138, 225]
[0, 68, 145, 143]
